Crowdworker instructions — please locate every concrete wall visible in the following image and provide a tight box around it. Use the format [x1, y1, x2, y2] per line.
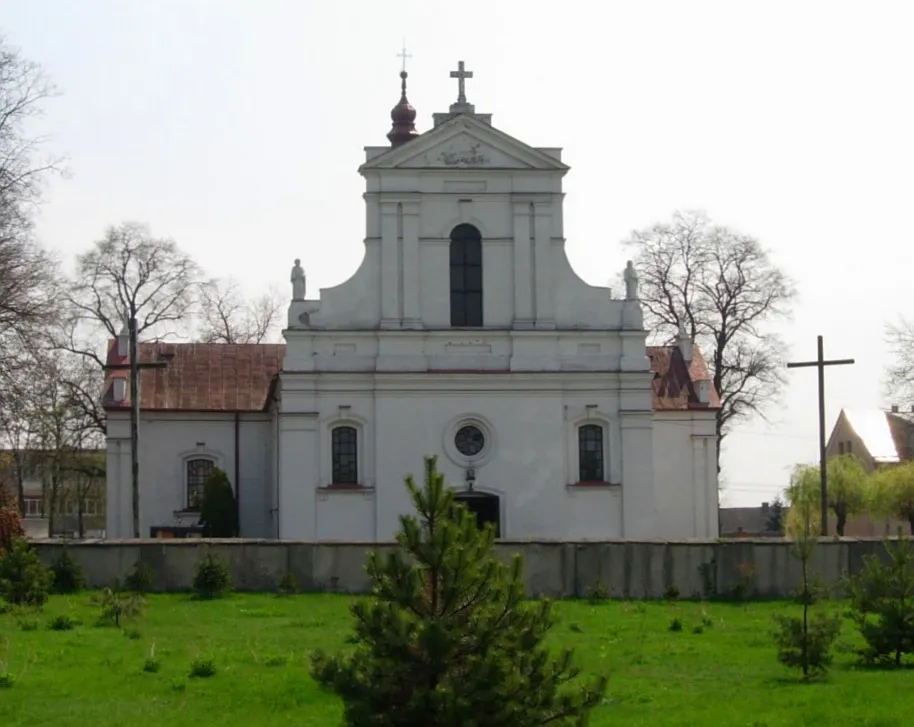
[30, 537, 900, 599]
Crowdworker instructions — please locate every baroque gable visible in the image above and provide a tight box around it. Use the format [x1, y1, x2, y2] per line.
[360, 115, 569, 173]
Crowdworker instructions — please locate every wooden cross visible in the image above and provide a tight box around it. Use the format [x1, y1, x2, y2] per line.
[397, 41, 411, 72]
[103, 318, 167, 538]
[450, 60, 474, 104]
[787, 335, 855, 536]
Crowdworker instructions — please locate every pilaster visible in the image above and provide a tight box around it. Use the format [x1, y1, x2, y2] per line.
[620, 411, 656, 538]
[512, 200, 534, 328]
[379, 201, 400, 328]
[277, 413, 318, 539]
[401, 201, 422, 328]
[533, 201, 555, 328]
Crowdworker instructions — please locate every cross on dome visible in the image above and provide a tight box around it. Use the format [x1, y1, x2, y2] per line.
[397, 41, 411, 72]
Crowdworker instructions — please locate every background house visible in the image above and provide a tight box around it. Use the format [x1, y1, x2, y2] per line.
[0, 449, 106, 538]
[824, 407, 914, 536]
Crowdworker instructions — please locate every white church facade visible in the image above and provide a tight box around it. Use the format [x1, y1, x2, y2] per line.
[103, 63, 721, 541]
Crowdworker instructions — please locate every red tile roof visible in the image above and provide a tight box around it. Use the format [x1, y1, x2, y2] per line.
[102, 340, 718, 413]
[103, 341, 285, 413]
[647, 344, 721, 411]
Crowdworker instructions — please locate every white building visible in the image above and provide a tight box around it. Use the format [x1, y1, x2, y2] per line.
[103, 63, 720, 542]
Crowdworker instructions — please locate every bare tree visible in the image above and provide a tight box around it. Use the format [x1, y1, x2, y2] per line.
[0, 36, 60, 410]
[623, 210, 797, 472]
[26, 349, 98, 535]
[197, 277, 283, 344]
[63, 222, 201, 536]
[885, 317, 914, 408]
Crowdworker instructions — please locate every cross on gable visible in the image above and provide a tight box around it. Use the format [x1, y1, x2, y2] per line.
[450, 60, 474, 104]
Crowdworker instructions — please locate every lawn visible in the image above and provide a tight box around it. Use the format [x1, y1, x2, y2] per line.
[0, 594, 909, 726]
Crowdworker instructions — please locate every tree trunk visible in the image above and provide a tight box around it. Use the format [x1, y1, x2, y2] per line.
[14, 451, 25, 516]
[835, 509, 847, 537]
[908, 515, 914, 535]
[77, 497, 84, 538]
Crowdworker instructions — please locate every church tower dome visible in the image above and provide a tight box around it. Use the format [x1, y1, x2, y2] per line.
[387, 70, 419, 147]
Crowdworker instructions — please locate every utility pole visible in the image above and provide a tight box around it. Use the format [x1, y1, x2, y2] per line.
[103, 316, 166, 537]
[786, 335, 854, 536]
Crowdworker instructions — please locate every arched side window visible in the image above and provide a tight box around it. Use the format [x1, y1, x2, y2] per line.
[331, 426, 359, 484]
[186, 458, 215, 510]
[449, 224, 483, 327]
[578, 424, 605, 482]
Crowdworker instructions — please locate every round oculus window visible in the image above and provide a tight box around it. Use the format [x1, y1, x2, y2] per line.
[454, 425, 486, 457]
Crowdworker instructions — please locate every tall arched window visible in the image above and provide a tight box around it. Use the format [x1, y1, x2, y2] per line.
[578, 425, 605, 482]
[331, 426, 359, 484]
[186, 458, 215, 510]
[449, 224, 483, 327]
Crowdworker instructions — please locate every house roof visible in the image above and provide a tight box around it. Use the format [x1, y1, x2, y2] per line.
[103, 340, 285, 413]
[102, 339, 719, 414]
[647, 344, 721, 410]
[841, 409, 907, 464]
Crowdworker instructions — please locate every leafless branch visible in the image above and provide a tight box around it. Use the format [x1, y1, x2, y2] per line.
[885, 317, 914, 409]
[623, 210, 797, 472]
[0, 35, 62, 412]
[196, 277, 284, 344]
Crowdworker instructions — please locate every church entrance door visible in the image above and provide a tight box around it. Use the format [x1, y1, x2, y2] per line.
[453, 491, 500, 538]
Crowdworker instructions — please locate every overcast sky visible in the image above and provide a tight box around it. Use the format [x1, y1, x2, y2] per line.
[4, 0, 912, 506]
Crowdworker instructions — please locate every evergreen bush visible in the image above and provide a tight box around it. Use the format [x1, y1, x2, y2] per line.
[192, 552, 231, 599]
[845, 535, 914, 666]
[0, 538, 52, 607]
[198, 468, 238, 538]
[124, 560, 156, 593]
[310, 455, 607, 726]
[51, 549, 86, 593]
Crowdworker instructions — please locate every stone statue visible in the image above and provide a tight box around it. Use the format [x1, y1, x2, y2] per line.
[291, 258, 306, 301]
[623, 260, 639, 301]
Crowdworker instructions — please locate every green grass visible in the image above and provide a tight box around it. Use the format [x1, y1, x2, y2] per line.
[0, 594, 909, 726]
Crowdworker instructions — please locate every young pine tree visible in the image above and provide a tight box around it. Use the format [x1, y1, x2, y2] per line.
[310, 455, 607, 726]
[198, 468, 239, 538]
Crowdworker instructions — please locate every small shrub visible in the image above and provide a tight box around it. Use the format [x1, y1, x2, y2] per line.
[663, 584, 680, 602]
[584, 581, 609, 604]
[731, 561, 755, 603]
[124, 627, 142, 640]
[276, 570, 297, 597]
[701, 613, 714, 629]
[692, 625, 704, 635]
[50, 550, 86, 594]
[124, 561, 155, 594]
[15, 610, 39, 631]
[668, 617, 683, 632]
[48, 614, 78, 631]
[0, 538, 52, 607]
[93, 585, 145, 627]
[170, 678, 186, 692]
[0, 672, 15, 688]
[193, 552, 231, 600]
[264, 655, 288, 667]
[569, 622, 582, 633]
[189, 657, 216, 678]
[143, 657, 160, 673]
[845, 535, 914, 666]
[772, 611, 842, 676]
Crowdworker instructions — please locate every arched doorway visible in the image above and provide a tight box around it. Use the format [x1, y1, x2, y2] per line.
[453, 491, 500, 537]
